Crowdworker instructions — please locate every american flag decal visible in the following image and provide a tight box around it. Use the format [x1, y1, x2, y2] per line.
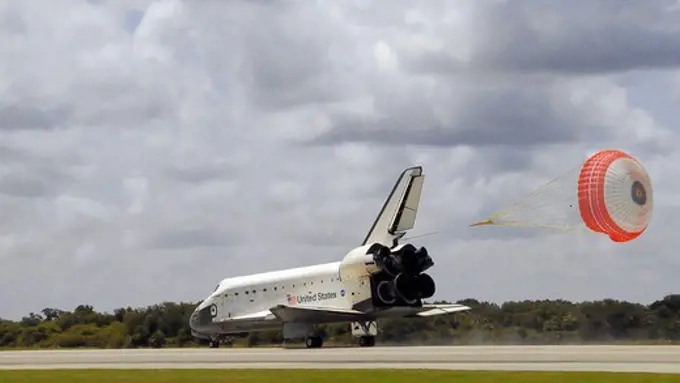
[286, 294, 297, 305]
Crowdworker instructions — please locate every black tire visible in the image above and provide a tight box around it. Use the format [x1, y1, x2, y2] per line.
[359, 336, 375, 347]
[305, 336, 323, 348]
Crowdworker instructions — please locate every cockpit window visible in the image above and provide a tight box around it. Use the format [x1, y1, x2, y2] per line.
[214, 285, 219, 292]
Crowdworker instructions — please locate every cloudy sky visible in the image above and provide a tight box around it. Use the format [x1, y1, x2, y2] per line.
[2, 0, 680, 320]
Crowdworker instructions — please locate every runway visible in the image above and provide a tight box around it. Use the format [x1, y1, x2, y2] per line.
[2, 345, 680, 373]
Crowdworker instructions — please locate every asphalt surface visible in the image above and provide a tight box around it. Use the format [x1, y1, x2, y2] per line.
[1, 345, 680, 373]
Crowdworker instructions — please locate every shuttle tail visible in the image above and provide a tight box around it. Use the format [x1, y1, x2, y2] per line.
[361, 166, 424, 248]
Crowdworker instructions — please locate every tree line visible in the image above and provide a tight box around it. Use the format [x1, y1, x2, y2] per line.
[2, 294, 680, 349]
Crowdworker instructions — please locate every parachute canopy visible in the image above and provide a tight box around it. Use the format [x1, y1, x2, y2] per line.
[470, 149, 653, 243]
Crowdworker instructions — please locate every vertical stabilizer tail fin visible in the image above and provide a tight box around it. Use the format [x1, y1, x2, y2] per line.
[361, 166, 424, 248]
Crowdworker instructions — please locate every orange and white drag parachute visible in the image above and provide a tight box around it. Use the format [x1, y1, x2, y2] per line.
[470, 149, 653, 243]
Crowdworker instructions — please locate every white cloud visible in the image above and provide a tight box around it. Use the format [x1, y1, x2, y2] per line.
[1, 0, 679, 319]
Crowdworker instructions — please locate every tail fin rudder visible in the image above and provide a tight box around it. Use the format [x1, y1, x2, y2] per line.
[361, 166, 424, 248]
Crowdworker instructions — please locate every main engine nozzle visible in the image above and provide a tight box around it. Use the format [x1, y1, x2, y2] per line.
[376, 273, 436, 305]
[372, 243, 434, 276]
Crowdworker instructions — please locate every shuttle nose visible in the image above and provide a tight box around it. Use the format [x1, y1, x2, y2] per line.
[190, 298, 216, 331]
[189, 308, 200, 329]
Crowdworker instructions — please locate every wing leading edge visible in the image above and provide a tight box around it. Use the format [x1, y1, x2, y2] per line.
[256, 303, 471, 323]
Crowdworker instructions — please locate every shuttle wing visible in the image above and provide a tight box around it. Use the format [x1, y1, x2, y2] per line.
[270, 305, 370, 323]
[269, 303, 470, 323]
[362, 166, 425, 248]
[409, 303, 471, 317]
[229, 310, 277, 322]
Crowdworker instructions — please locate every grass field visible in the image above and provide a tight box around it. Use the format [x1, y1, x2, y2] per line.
[0, 370, 679, 382]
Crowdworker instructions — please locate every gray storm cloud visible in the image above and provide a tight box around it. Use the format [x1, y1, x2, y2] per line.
[0, 0, 679, 320]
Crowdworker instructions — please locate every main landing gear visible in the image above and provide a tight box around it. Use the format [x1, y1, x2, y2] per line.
[352, 321, 377, 348]
[208, 337, 233, 348]
[359, 335, 375, 347]
[304, 335, 375, 348]
[305, 335, 323, 348]
[290, 323, 376, 349]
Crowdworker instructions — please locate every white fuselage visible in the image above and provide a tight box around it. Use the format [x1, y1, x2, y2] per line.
[191, 260, 373, 335]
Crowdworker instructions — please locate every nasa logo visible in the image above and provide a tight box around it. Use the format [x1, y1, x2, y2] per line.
[340, 289, 346, 297]
[209, 304, 217, 317]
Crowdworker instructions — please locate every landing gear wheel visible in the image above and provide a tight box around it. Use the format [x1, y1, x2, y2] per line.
[305, 336, 323, 348]
[209, 340, 220, 348]
[358, 336, 375, 347]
